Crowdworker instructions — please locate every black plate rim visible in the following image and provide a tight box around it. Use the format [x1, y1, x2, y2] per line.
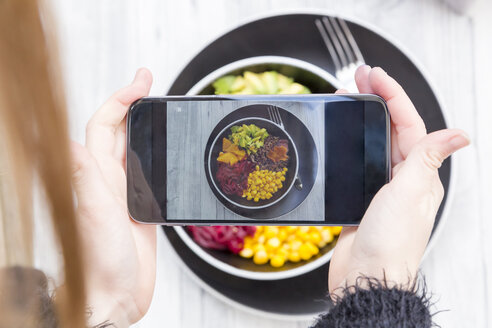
[206, 114, 300, 211]
[163, 10, 457, 320]
[162, 233, 327, 321]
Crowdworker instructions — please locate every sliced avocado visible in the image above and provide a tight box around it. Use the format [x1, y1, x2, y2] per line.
[301, 86, 311, 94]
[230, 76, 245, 92]
[232, 86, 254, 95]
[261, 71, 279, 94]
[277, 74, 294, 92]
[244, 71, 266, 94]
[212, 75, 236, 94]
[279, 82, 305, 94]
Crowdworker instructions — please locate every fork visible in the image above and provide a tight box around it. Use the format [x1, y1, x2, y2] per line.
[267, 105, 303, 191]
[267, 105, 284, 128]
[315, 16, 365, 93]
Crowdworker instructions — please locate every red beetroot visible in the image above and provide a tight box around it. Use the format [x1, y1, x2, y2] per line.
[216, 160, 255, 196]
[187, 226, 257, 254]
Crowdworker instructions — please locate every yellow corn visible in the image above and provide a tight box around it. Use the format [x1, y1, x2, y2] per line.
[242, 167, 288, 200]
[270, 254, 286, 268]
[241, 226, 343, 268]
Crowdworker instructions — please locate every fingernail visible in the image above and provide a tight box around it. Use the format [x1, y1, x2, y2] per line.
[449, 132, 470, 149]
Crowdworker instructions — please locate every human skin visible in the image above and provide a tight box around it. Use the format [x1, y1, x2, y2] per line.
[329, 66, 470, 296]
[71, 68, 156, 327]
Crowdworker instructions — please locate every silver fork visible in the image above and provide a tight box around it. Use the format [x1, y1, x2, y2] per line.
[267, 105, 303, 191]
[315, 16, 365, 93]
[267, 105, 284, 128]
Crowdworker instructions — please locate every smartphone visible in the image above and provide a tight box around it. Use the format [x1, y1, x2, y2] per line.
[126, 94, 390, 225]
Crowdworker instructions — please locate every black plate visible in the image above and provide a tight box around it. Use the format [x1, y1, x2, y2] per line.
[204, 104, 317, 219]
[164, 13, 451, 317]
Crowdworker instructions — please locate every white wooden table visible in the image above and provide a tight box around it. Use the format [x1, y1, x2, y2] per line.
[48, 0, 492, 326]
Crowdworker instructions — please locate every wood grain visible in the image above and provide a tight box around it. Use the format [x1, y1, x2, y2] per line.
[166, 99, 325, 222]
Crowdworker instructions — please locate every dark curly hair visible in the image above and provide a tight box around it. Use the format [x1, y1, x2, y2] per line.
[311, 275, 437, 328]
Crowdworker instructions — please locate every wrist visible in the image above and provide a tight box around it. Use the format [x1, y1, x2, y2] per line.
[331, 265, 416, 299]
[87, 291, 132, 328]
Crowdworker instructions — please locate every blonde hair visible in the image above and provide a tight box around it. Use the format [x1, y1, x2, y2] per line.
[0, 0, 86, 327]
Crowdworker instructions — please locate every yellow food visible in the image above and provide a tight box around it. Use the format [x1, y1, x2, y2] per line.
[217, 137, 245, 165]
[242, 166, 287, 202]
[239, 226, 343, 268]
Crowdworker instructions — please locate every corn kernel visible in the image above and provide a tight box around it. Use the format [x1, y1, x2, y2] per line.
[264, 226, 279, 239]
[308, 231, 322, 244]
[305, 241, 319, 255]
[290, 240, 302, 251]
[270, 255, 285, 268]
[239, 248, 253, 258]
[276, 248, 289, 258]
[299, 244, 312, 260]
[288, 252, 301, 262]
[286, 226, 298, 233]
[253, 250, 269, 265]
[266, 237, 281, 250]
[321, 229, 334, 243]
[330, 226, 343, 235]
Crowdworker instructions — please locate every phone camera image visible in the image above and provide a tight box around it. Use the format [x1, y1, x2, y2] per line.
[203, 104, 317, 220]
[127, 95, 390, 225]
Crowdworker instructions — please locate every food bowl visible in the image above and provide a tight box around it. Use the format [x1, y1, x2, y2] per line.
[187, 55, 341, 96]
[207, 117, 299, 210]
[176, 55, 342, 280]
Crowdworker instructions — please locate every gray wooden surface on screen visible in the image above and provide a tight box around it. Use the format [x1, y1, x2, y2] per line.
[166, 100, 325, 221]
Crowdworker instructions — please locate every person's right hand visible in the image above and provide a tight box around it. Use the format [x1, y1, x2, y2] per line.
[71, 68, 156, 327]
[328, 66, 470, 296]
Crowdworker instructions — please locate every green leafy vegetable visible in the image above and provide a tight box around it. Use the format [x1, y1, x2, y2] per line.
[229, 124, 269, 154]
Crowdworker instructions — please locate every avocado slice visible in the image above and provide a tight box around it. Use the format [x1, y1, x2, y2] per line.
[244, 71, 266, 94]
[230, 76, 245, 92]
[261, 71, 279, 94]
[212, 75, 236, 94]
[277, 74, 294, 92]
[279, 82, 305, 94]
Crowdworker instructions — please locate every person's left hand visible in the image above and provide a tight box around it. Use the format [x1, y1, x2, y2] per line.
[71, 68, 156, 327]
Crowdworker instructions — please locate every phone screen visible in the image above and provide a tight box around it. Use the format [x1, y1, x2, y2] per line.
[127, 95, 390, 225]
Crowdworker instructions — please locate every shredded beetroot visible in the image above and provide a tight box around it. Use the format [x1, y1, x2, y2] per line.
[187, 226, 257, 254]
[216, 160, 255, 196]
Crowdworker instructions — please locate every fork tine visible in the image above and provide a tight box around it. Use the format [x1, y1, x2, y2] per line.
[329, 16, 355, 64]
[337, 17, 365, 63]
[275, 107, 283, 127]
[322, 16, 349, 68]
[315, 18, 342, 71]
[267, 106, 272, 121]
[273, 106, 280, 125]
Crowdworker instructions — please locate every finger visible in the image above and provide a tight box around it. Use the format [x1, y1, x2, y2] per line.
[354, 65, 373, 93]
[369, 67, 426, 157]
[395, 129, 469, 193]
[86, 68, 152, 158]
[335, 88, 349, 94]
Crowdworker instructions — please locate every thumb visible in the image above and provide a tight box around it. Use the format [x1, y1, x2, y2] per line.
[394, 128, 469, 199]
[403, 128, 469, 177]
[71, 141, 113, 214]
